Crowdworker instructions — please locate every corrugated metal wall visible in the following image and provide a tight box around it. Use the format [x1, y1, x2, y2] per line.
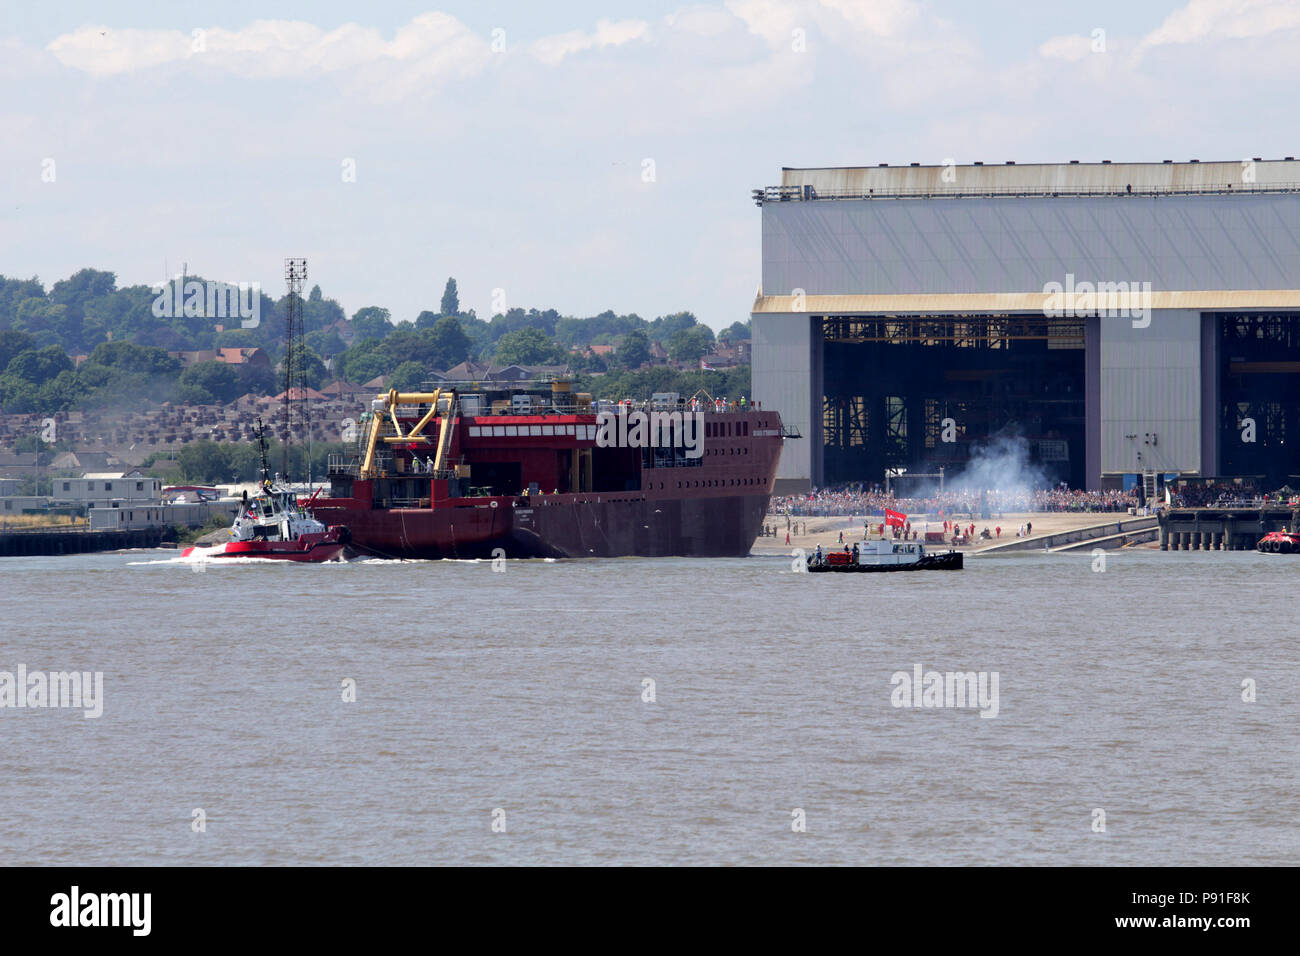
[752, 314, 818, 488]
[1098, 310, 1202, 474]
[762, 193, 1300, 296]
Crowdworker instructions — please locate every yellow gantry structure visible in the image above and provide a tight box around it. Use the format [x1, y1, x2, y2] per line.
[360, 389, 457, 479]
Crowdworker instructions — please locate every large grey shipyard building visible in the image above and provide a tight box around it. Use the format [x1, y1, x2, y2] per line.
[750, 159, 1300, 493]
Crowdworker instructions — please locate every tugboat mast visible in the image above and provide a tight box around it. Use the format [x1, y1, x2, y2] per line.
[282, 257, 308, 482]
[255, 417, 272, 490]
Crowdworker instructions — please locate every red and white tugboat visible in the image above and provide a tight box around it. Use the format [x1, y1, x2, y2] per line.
[182, 421, 350, 562]
[1256, 529, 1300, 554]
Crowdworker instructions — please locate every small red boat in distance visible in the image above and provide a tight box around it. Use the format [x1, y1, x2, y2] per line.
[1257, 530, 1300, 554]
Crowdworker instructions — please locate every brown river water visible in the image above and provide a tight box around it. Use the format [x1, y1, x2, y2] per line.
[0, 546, 1295, 865]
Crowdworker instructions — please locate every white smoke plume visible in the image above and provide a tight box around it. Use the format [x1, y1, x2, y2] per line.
[947, 432, 1047, 496]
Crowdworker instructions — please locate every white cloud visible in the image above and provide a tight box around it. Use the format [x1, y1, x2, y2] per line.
[1142, 0, 1300, 47]
[530, 18, 651, 66]
[725, 0, 804, 49]
[726, 0, 933, 49]
[1038, 34, 1095, 62]
[47, 26, 191, 75]
[818, 0, 921, 37]
[664, 5, 739, 38]
[46, 13, 489, 83]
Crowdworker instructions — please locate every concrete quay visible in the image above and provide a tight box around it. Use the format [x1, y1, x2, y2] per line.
[1158, 506, 1300, 551]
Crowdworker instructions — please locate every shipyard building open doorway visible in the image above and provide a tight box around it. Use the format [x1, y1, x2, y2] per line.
[820, 313, 1087, 488]
[1217, 311, 1300, 487]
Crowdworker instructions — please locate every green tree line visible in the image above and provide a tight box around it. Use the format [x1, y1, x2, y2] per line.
[2, 270, 751, 416]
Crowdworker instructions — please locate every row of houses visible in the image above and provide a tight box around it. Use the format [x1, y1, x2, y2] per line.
[1, 345, 752, 485]
[571, 340, 751, 369]
[0, 450, 127, 481]
[68, 346, 272, 370]
[0, 351, 733, 475]
[0, 381, 392, 469]
[160, 334, 751, 376]
[165, 347, 271, 370]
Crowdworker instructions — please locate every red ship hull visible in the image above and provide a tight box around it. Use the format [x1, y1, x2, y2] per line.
[316, 405, 785, 559]
[312, 489, 774, 559]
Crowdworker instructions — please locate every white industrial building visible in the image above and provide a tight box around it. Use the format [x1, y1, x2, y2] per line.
[57, 471, 163, 509]
[751, 159, 1300, 493]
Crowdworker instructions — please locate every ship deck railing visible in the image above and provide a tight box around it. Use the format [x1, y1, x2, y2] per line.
[443, 401, 763, 415]
[375, 401, 769, 420]
[327, 453, 462, 483]
[327, 454, 360, 476]
[564, 400, 765, 415]
[328, 453, 394, 476]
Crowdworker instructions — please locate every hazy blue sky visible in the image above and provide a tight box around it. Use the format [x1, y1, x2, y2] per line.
[2, 1, 1297, 330]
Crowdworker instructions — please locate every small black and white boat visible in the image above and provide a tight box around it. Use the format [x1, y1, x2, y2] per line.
[807, 539, 963, 573]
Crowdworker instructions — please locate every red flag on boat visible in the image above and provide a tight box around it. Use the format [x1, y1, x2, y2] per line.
[885, 508, 907, 528]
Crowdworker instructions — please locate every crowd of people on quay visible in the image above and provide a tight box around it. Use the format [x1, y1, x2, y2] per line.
[1164, 482, 1300, 507]
[769, 483, 1138, 518]
[1167, 483, 1250, 507]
